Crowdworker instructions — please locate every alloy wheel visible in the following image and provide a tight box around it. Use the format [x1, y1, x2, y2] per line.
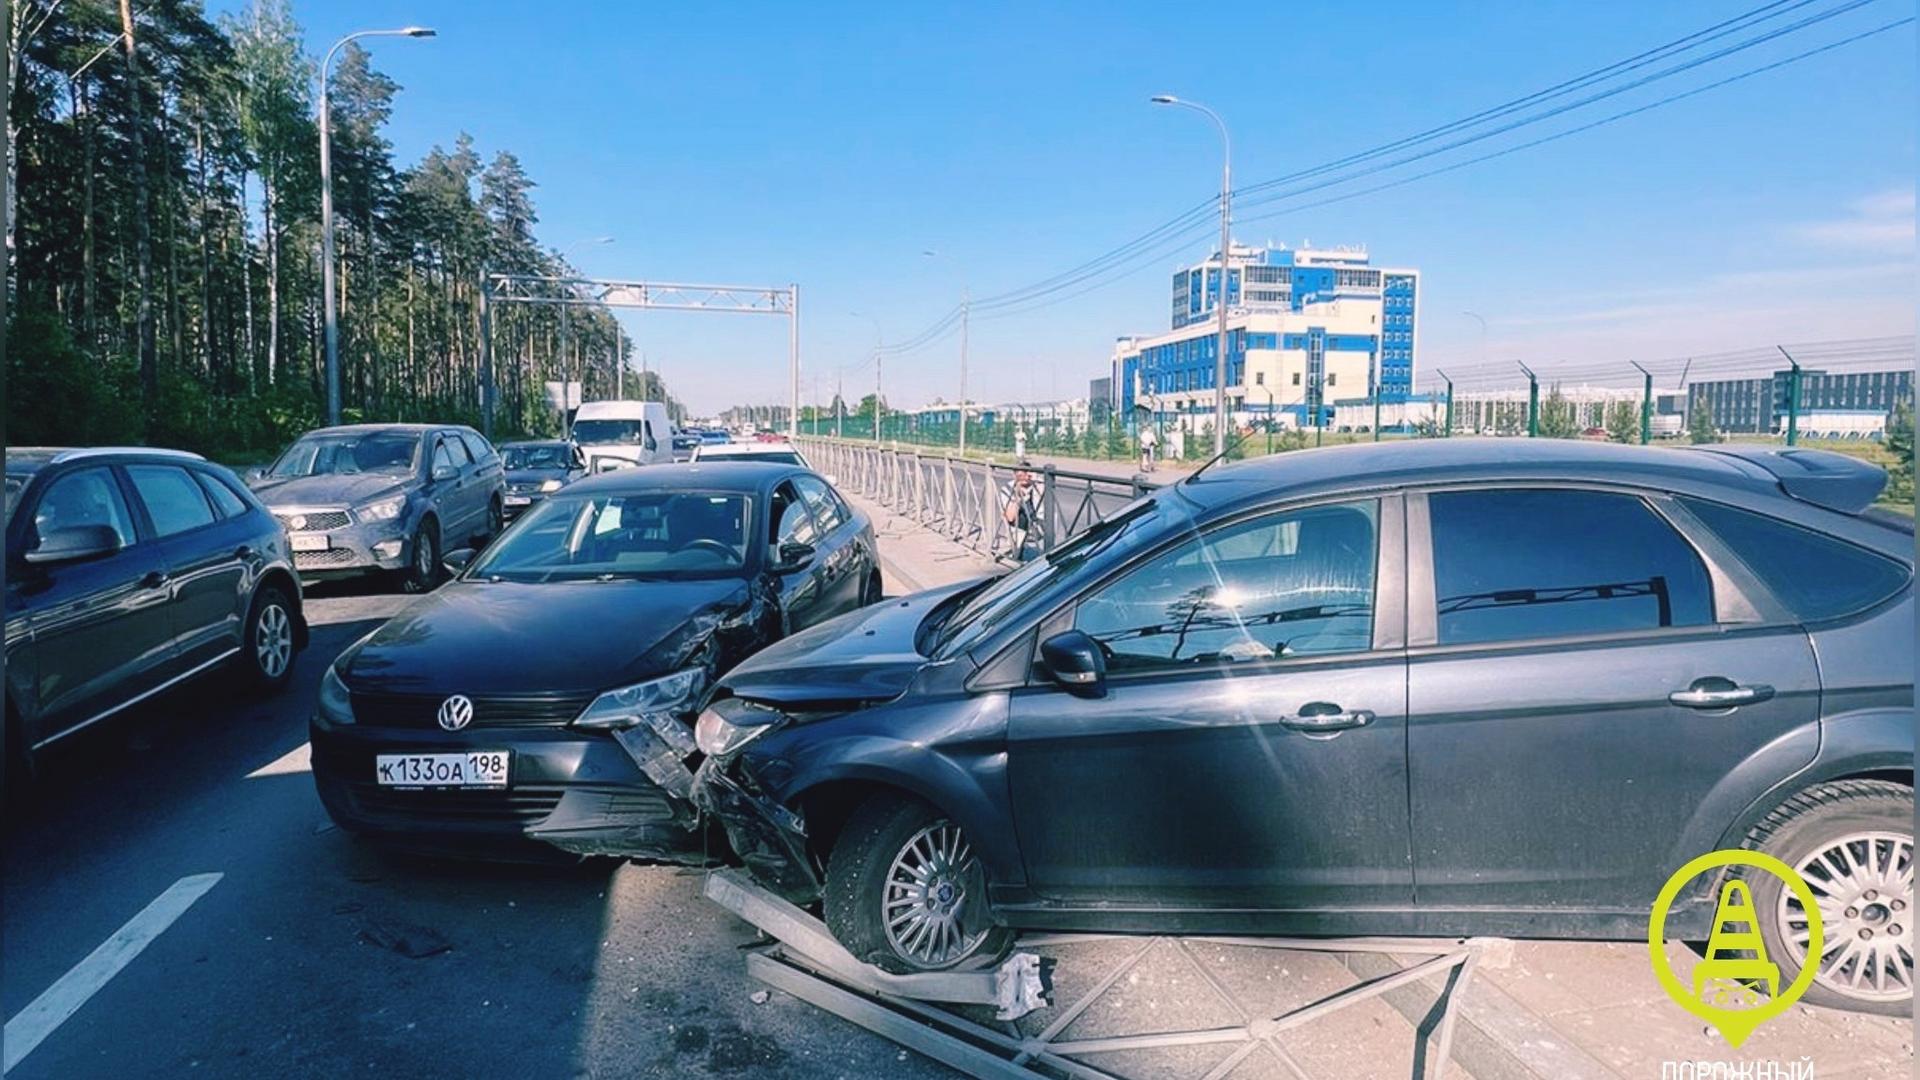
[882, 820, 990, 969]
[254, 602, 292, 679]
[1778, 829, 1914, 1003]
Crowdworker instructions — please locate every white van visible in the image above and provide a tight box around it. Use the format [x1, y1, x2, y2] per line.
[570, 401, 675, 470]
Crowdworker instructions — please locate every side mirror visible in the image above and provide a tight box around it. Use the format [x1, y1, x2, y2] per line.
[772, 541, 815, 572]
[26, 524, 123, 565]
[431, 463, 459, 482]
[442, 547, 478, 576]
[243, 466, 267, 483]
[1040, 630, 1106, 697]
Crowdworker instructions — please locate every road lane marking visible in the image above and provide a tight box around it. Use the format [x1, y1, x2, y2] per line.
[246, 741, 311, 779]
[3, 873, 223, 1073]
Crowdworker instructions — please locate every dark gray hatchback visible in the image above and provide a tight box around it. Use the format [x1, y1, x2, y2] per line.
[692, 439, 1914, 1014]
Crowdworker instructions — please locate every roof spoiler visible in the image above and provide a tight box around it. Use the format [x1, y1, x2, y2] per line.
[1688, 444, 1888, 514]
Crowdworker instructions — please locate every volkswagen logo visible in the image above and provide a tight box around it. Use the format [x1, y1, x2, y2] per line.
[437, 694, 475, 732]
[289, 514, 307, 531]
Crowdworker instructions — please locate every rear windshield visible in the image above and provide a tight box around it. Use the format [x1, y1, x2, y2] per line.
[1680, 497, 1912, 623]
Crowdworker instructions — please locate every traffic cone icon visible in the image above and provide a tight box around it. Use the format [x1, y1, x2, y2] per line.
[1693, 879, 1780, 1006]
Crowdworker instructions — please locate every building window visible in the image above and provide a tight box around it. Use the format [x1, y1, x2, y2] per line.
[1292, 372, 1301, 386]
[1255, 371, 1265, 385]
[1328, 373, 1337, 387]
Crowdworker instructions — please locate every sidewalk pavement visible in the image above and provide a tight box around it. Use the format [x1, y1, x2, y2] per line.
[842, 482, 1913, 1079]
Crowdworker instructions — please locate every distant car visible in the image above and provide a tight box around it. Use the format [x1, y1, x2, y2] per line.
[499, 440, 585, 519]
[5, 448, 309, 793]
[308, 461, 882, 860]
[691, 439, 1913, 1015]
[671, 430, 702, 463]
[690, 441, 811, 468]
[698, 430, 732, 446]
[248, 424, 505, 592]
[752, 430, 788, 443]
[572, 401, 674, 469]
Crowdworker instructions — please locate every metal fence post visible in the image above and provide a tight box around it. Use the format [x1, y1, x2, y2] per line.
[1041, 464, 1059, 553]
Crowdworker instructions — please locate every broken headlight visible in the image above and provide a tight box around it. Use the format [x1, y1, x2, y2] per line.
[573, 668, 705, 732]
[695, 697, 786, 758]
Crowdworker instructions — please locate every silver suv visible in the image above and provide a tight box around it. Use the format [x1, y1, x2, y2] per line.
[248, 424, 505, 591]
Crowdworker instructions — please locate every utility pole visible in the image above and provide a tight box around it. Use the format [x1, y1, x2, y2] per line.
[1518, 361, 1539, 438]
[1151, 95, 1231, 455]
[835, 368, 844, 438]
[1778, 345, 1801, 446]
[1630, 360, 1653, 445]
[1436, 370, 1454, 437]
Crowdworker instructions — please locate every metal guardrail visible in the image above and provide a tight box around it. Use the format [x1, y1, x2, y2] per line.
[799, 437, 1160, 562]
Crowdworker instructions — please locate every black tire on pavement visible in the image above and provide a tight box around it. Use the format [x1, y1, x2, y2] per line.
[242, 584, 298, 691]
[1745, 779, 1914, 1016]
[485, 497, 504, 544]
[401, 519, 441, 594]
[823, 794, 1014, 975]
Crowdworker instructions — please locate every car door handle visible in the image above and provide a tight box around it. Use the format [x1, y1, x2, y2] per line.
[235, 545, 253, 560]
[138, 571, 169, 590]
[1278, 703, 1374, 736]
[1669, 679, 1775, 710]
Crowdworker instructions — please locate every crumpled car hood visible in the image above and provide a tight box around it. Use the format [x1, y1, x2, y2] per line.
[717, 579, 984, 707]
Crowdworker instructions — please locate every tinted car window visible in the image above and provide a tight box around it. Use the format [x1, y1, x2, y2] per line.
[793, 476, 845, 532]
[32, 467, 137, 547]
[126, 464, 217, 538]
[440, 435, 472, 467]
[1679, 497, 1911, 622]
[1429, 489, 1713, 646]
[195, 470, 250, 519]
[773, 482, 819, 546]
[1077, 500, 1378, 670]
[432, 441, 457, 473]
[459, 431, 495, 464]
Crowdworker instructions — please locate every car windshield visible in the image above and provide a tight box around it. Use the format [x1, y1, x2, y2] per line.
[469, 490, 754, 582]
[502, 445, 572, 470]
[572, 419, 648, 446]
[269, 432, 419, 478]
[700, 450, 803, 466]
[932, 495, 1167, 658]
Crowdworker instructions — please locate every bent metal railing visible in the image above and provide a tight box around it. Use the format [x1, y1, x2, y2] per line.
[798, 437, 1160, 562]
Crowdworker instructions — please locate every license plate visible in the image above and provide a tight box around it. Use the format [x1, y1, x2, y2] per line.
[291, 533, 330, 552]
[375, 751, 510, 789]
[505, 495, 531, 507]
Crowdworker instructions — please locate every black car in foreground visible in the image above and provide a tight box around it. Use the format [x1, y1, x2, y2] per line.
[309, 461, 880, 859]
[6, 448, 308, 794]
[690, 439, 1914, 1015]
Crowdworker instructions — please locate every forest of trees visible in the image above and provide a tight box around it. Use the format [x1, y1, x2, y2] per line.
[7, 0, 660, 462]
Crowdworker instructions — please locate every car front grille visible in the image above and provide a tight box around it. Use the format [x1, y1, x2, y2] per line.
[345, 784, 565, 826]
[507, 482, 544, 495]
[295, 547, 359, 568]
[350, 691, 594, 729]
[276, 509, 352, 532]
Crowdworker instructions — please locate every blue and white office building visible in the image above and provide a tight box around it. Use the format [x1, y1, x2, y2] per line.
[1113, 243, 1420, 431]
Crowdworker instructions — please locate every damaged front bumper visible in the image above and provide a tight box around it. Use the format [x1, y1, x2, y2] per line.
[691, 756, 821, 904]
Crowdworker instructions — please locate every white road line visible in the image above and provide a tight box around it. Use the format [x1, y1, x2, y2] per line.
[245, 741, 311, 779]
[3, 873, 223, 1074]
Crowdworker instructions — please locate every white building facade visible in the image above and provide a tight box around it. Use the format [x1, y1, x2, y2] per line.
[1111, 244, 1420, 434]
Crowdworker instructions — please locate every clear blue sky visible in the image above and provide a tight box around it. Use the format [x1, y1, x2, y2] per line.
[258, 1, 1914, 412]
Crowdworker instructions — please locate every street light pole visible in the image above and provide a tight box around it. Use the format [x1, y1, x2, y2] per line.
[321, 26, 434, 427]
[1152, 95, 1231, 456]
[852, 312, 884, 442]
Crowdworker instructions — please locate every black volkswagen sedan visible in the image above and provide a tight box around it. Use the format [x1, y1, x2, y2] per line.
[691, 440, 1914, 1015]
[309, 462, 879, 859]
[498, 439, 584, 519]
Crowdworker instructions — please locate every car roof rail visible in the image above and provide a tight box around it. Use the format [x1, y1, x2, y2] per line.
[50, 447, 207, 464]
[1686, 444, 1888, 515]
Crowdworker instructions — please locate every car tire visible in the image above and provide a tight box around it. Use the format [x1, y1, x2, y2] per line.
[243, 584, 298, 691]
[861, 568, 883, 607]
[400, 519, 441, 594]
[3, 703, 32, 815]
[1745, 779, 1913, 1016]
[485, 497, 504, 543]
[823, 793, 1014, 974]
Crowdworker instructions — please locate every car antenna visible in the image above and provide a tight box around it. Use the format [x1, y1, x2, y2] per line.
[1183, 424, 1249, 486]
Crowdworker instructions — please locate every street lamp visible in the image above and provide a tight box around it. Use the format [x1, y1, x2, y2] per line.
[922, 250, 971, 455]
[851, 311, 884, 442]
[321, 25, 435, 426]
[1152, 94, 1232, 455]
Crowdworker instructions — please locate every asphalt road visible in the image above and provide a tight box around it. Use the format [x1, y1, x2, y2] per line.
[1, 582, 950, 1080]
